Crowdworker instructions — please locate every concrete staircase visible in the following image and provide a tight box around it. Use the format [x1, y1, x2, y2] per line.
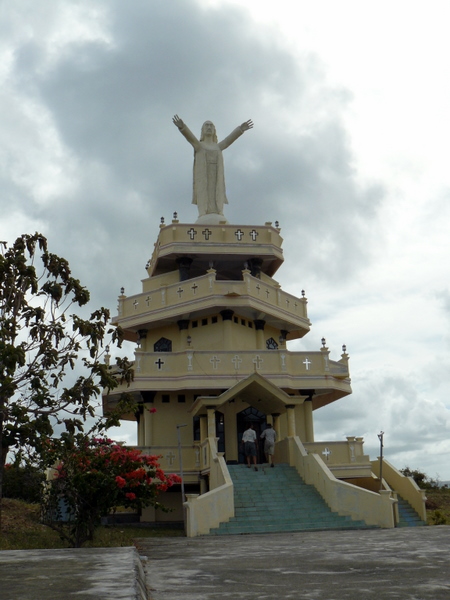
[396, 495, 426, 527]
[208, 463, 375, 535]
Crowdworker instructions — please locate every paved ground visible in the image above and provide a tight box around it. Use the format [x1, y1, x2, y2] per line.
[0, 547, 147, 600]
[136, 526, 450, 600]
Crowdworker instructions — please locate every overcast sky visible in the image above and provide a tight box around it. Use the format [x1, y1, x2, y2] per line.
[2, 0, 450, 480]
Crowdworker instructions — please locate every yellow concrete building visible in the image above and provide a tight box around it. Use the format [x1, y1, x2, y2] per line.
[103, 215, 427, 535]
[103, 118, 426, 535]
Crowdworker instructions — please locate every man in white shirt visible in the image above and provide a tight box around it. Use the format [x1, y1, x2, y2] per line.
[241, 423, 258, 471]
[260, 423, 276, 467]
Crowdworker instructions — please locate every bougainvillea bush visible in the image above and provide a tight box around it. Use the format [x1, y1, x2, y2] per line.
[42, 434, 181, 547]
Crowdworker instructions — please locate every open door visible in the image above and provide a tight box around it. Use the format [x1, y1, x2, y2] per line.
[237, 407, 266, 464]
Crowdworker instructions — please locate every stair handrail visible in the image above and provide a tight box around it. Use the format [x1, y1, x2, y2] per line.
[184, 436, 234, 537]
[281, 436, 396, 528]
[371, 458, 427, 522]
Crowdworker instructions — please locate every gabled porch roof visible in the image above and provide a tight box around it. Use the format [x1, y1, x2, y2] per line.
[189, 372, 304, 416]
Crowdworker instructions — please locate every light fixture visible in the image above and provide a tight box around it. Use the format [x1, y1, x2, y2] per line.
[321, 337, 326, 347]
[342, 344, 347, 353]
[120, 287, 125, 295]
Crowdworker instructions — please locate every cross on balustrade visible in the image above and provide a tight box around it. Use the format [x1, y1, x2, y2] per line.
[210, 355, 220, 369]
[145, 296, 152, 306]
[235, 229, 244, 241]
[177, 287, 184, 298]
[249, 229, 258, 241]
[187, 228, 197, 240]
[202, 228, 212, 240]
[133, 299, 139, 310]
[232, 355, 242, 369]
[166, 451, 176, 466]
[155, 358, 165, 370]
[191, 283, 198, 294]
[303, 358, 311, 370]
[253, 355, 263, 369]
[322, 448, 331, 461]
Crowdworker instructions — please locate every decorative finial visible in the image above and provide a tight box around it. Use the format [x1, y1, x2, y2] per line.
[321, 337, 326, 348]
[301, 289, 305, 298]
[275, 220, 279, 228]
[342, 344, 347, 353]
[173, 211, 178, 220]
[120, 287, 125, 295]
[160, 216, 165, 224]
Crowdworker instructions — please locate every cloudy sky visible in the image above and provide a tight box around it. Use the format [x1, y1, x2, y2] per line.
[2, 0, 450, 480]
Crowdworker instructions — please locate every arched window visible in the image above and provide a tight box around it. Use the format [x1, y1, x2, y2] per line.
[154, 337, 172, 352]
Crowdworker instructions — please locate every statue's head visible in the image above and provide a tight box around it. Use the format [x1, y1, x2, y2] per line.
[200, 121, 217, 142]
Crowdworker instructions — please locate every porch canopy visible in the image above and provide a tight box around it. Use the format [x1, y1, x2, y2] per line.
[189, 372, 304, 417]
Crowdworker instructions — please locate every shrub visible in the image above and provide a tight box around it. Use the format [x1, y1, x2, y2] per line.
[3, 464, 45, 504]
[41, 435, 181, 547]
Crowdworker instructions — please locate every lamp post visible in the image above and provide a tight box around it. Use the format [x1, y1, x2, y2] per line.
[176, 424, 187, 505]
[378, 431, 384, 491]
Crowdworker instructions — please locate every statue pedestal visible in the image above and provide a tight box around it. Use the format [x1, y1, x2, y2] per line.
[195, 213, 229, 225]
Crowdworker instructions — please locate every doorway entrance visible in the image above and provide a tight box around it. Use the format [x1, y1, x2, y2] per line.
[237, 407, 267, 464]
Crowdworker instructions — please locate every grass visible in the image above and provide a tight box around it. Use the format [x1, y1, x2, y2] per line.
[425, 488, 450, 525]
[2, 489, 449, 549]
[0, 498, 183, 550]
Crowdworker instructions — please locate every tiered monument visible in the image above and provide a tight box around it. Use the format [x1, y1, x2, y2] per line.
[103, 117, 426, 535]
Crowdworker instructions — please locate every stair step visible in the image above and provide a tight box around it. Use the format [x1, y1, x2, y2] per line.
[207, 463, 375, 536]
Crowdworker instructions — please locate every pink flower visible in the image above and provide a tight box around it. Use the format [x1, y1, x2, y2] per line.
[115, 476, 126, 488]
[149, 407, 157, 413]
[125, 492, 136, 500]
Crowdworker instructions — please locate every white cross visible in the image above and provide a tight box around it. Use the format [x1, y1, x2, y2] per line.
[202, 228, 212, 240]
[303, 358, 311, 370]
[253, 355, 263, 369]
[232, 355, 242, 370]
[166, 451, 176, 466]
[349, 445, 355, 462]
[187, 228, 197, 240]
[133, 299, 139, 310]
[235, 229, 244, 241]
[210, 355, 220, 369]
[322, 448, 331, 461]
[250, 229, 258, 241]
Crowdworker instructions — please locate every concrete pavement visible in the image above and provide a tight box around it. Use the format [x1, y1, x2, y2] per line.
[0, 547, 147, 600]
[136, 526, 450, 600]
[1, 527, 449, 599]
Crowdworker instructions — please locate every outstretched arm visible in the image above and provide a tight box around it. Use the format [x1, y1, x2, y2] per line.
[172, 115, 200, 149]
[219, 118, 253, 150]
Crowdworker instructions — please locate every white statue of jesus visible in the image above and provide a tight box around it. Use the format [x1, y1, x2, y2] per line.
[173, 115, 253, 222]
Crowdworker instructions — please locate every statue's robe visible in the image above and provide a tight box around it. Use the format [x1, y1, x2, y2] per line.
[178, 124, 244, 216]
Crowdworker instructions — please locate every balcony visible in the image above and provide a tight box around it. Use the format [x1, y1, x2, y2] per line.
[114, 270, 310, 339]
